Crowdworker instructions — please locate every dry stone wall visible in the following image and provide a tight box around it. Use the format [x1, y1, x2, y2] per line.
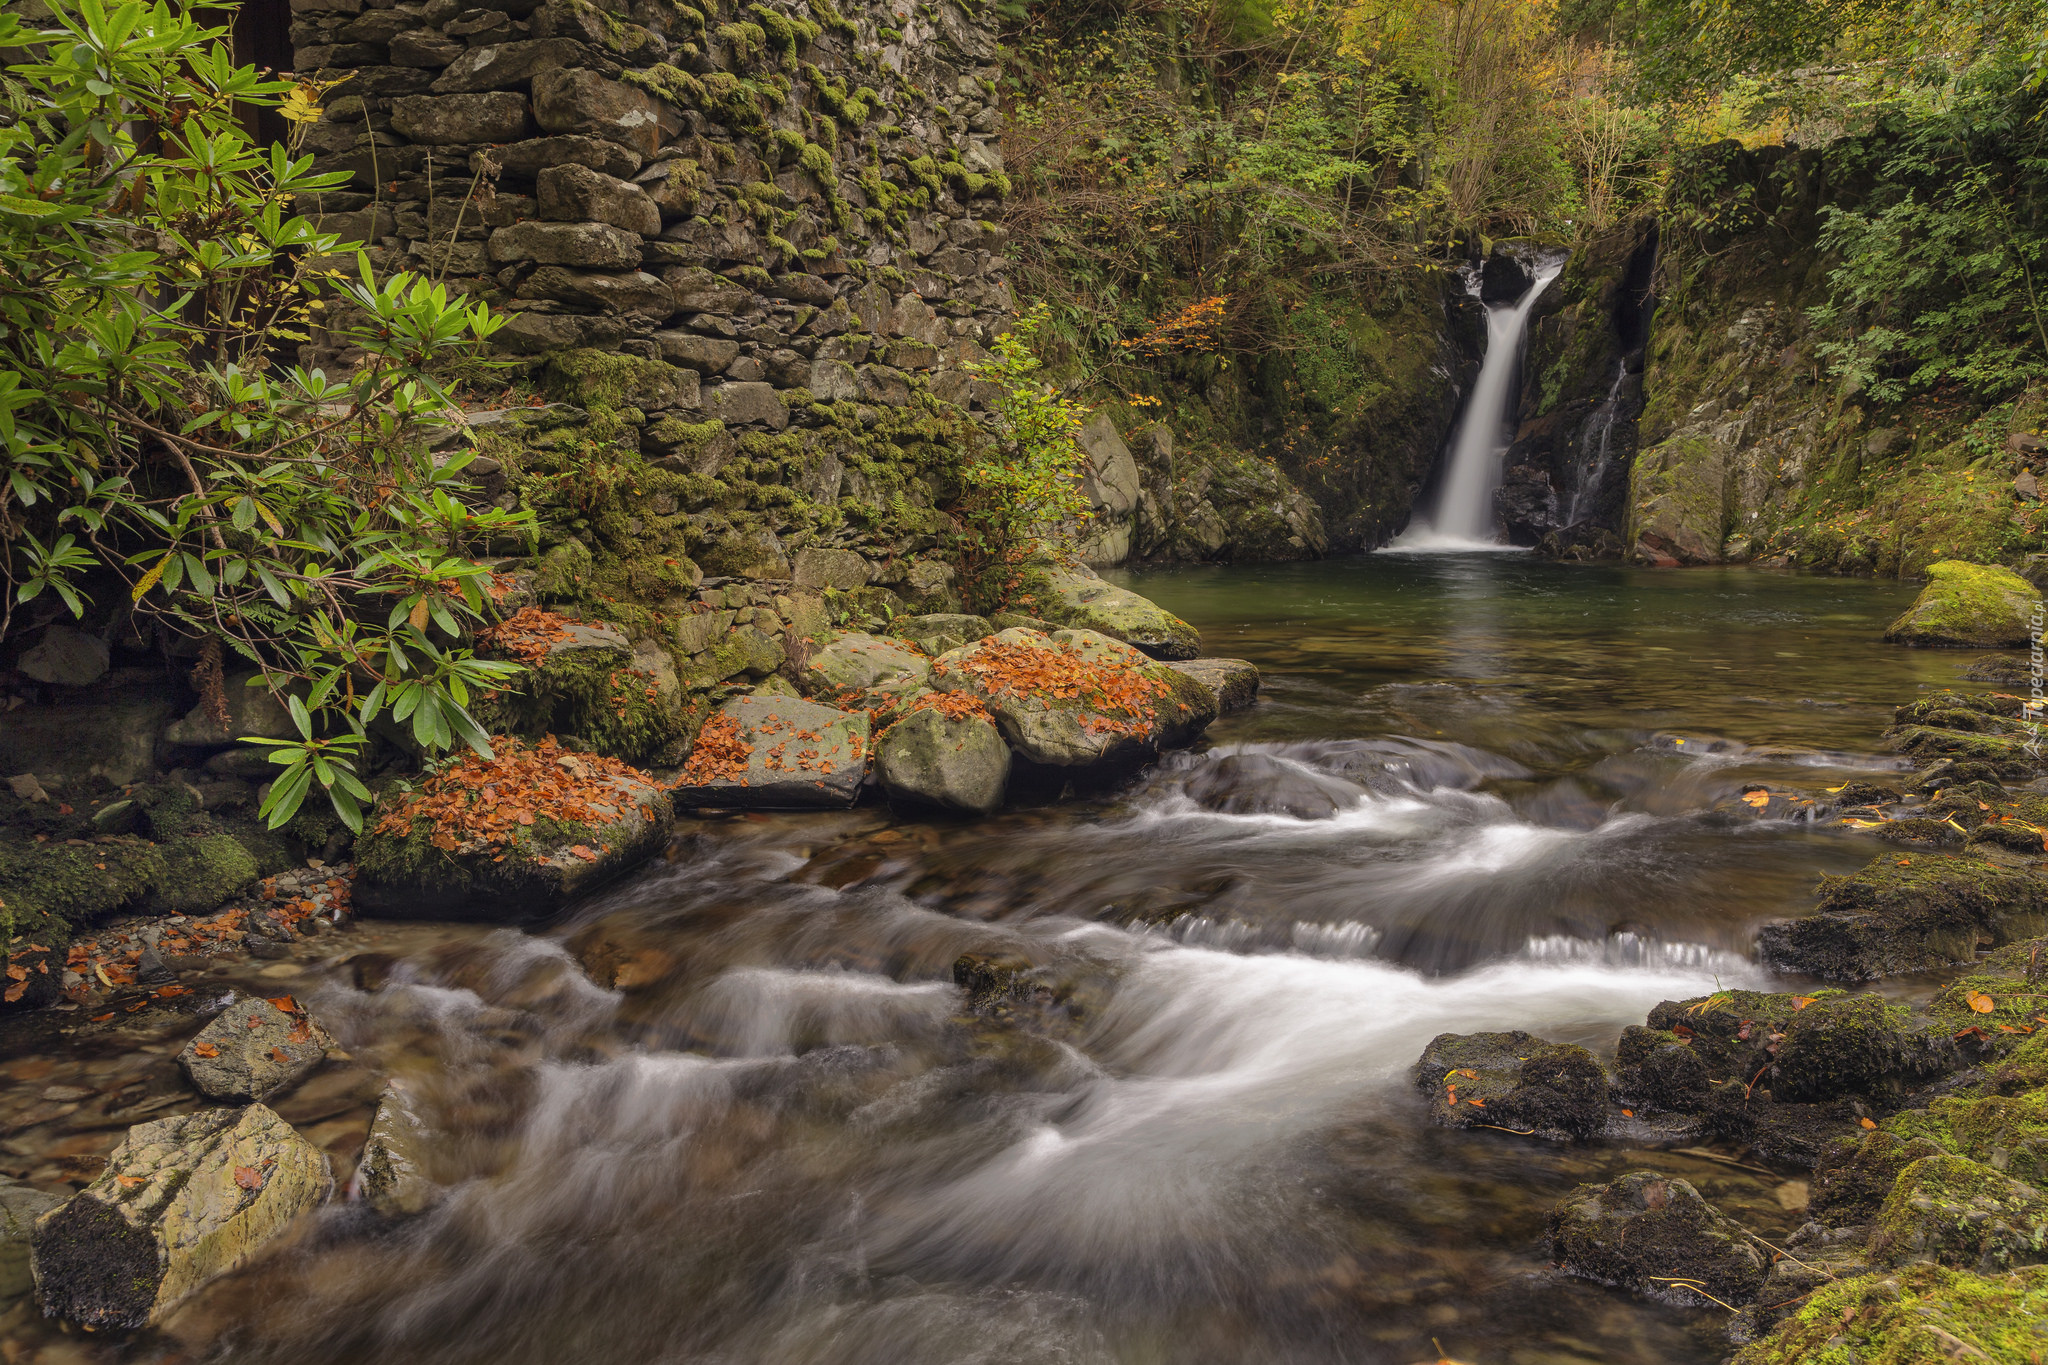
[291, 0, 1015, 426]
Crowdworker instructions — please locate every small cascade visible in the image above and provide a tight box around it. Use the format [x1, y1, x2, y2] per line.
[1563, 361, 1630, 526]
[1387, 259, 1564, 552]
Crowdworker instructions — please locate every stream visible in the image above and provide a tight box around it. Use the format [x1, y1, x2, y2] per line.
[0, 554, 1989, 1365]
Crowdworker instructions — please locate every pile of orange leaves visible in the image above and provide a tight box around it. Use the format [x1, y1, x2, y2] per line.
[476, 606, 576, 666]
[378, 735, 655, 860]
[935, 638, 1176, 738]
[679, 713, 752, 786]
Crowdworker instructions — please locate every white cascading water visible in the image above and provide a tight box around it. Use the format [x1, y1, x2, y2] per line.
[1387, 258, 1565, 552]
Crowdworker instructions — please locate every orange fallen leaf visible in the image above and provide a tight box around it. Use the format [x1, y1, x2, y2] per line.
[192, 1043, 220, 1058]
[266, 996, 298, 1013]
[1790, 996, 1817, 1010]
[233, 1165, 265, 1191]
[116, 1175, 146, 1188]
[1967, 991, 1996, 1014]
[269, 1046, 291, 1063]
[1859, 1117, 1877, 1129]
[1742, 790, 1772, 809]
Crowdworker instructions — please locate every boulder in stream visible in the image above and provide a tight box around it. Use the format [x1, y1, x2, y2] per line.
[2, 1177, 63, 1299]
[875, 703, 1011, 815]
[31, 1104, 331, 1328]
[1413, 1030, 1608, 1140]
[671, 695, 871, 808]
[356, 1082, 440, 1218]
[1869, 1154, 2048, 1272]
[1757, 853, 2048, 980]
[353, 736, 674, 919]
[1031, 564, 1202, 660]
[930, 628, 1216, 770]
[1179, 751, 1364, 819]
[1547, 1171, 1768, 1305]
[1885, 561, 2043, 649]
[178, 991, 331, 1102]
[1165, 658, 1261, 713]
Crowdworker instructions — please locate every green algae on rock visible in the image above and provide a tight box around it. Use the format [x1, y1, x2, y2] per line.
[1757, 853, 2048, 981]
[29, 1104, 331, 1329]
[1885, 561, 2044, 649]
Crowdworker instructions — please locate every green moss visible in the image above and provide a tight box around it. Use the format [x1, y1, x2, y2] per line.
[622, 62, 706, 109]
[1887, 560, 2043, 648]
[902, 154, 942, 198]
[1887, 1092, 2048, 1186]
[533, 539, 594, 602]
[715, 19, 767, 58]
[1869, 1154, 2048, 1271]
[482, 635, 683, 764]
[805, 0, 860, 37]
[1731, 1263, 2048, 1363]
[0, 837, 165, 943]
[152, 834, 260, 915]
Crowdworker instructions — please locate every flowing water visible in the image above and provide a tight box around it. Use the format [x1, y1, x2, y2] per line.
[1, 555, 1993, 1365]
[1390, 261, 1565, 551]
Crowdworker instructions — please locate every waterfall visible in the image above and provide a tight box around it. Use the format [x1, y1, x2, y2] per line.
[1387, 259, 1565, 552]
[1564, 361, 1629, 526]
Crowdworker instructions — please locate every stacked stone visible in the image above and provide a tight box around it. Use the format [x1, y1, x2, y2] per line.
[289, 0, 1014, 435]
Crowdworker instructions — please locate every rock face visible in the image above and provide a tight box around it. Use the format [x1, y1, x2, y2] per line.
[178, 993, 330, 1102]
[30, 1105, 331, 1328]
[353, 740, 675, 919]
[2, 1177, 63, 1299]
[1869, 1155, 2048, 1272]
[1885, 561, 2044, 648]
[1165, 658, 1260, 713]
[930, 628, 1216, 770]
[1033, 565, 1201, 659]
[356, 1083, 439, 1218]
[1548, 1171, 1768, 1304]
[1412, 1030, 1608, 1140]
[162, 672, 296, 750]
[671, 695, 871, 808]
[1757, 853, 2048, 980]
[876, 705, 1011, 814]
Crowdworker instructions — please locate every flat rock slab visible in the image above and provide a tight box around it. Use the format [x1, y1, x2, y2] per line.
[178, 992, 331, 1102]
[673, 695, 870, 808]
[800, 631, 931, 703]
[1757, 852, 2048, 980]
[1036, 565, 1201, 659]
[1166, 658, 1261, 713]
[31, 1104, 330, 1328]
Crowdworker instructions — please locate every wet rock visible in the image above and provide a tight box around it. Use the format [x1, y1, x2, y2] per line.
[1547, 1171, 1767, 1304]
[1413, 1030, 1608, 1140]
[1179, 751, 1364, 819]
[1729, 1233, 1871, 1341]
[930, 628, 1217, 771]
[1480, 244, 1535, 304]
[1641, 989, 1951, 1105]
[1869, 1155, 2048, 1272]
[798, 631, 931, 703]
[1032, 564, 1201, 660]
[1166, 658, 1261, 713]
[356, 1083, 439, 1218]
[1613, 1026, 1714, 1112]
[178, 992, 331, 1102]
[1757, 854, 2048, 980]
[671, 695, 870, 808]
[163, 672, 296, 749]
[1885, 560, 2044, 648]
[16, 625, 107, 687]
[895, 613, 994, 655]
[1706, 1088, 1876, 1166]
[876, 706, 1011, 815]
[2, 1177, 63, 1299]
[1810, 1129, 1951, 1223]
[353, 750, 674, 919]
[30, 1105, 331, 1329]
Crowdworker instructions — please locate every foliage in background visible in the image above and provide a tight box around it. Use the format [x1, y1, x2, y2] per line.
[0, 0, 528, 830]
[959, 304, 1094, 589]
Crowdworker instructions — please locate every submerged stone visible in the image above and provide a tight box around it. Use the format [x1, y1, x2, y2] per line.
[1, 1177, 63, 1300]
[1547, 1171, 1768, 1304]
[1178, 751, 1365, 819]
[30, 1105, 331, 1329]
[1413, 1030, 1607, 1140]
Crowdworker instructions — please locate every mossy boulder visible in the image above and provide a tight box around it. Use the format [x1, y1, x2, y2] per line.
[151, 834, 261, 915]
[1757, 854, 2048, 980]
[1413, 1030, 1608, 1140]
[1547, 1171, 1768, 1304]
[1731, 1263, 2048, 1364]
[1164, 657, 1261, 714]
[1869, 1154, 2048, 1272]
[875, 705, 1011, 815]
[1637, 989, 1949, 1103]
[1811, 1129, 1952, 1224]
[1886, 1092, 2048, 1188]
[1612, 1025, 1714, 1112]
[1885, 561, 2043, 648]
[1773, 992, 1958, 1102]
[930, 628, 1218, 771]
[894, 613, 994, 655]
[1031, 564, 1201, 660]
[353, 744, 675, 920]
[485, 619, 684, 764]
[797, 631, 931, 703]
[0, 835, 165, 947]
[670, 695, 870, 808]
[30, 1105, 331, 1329]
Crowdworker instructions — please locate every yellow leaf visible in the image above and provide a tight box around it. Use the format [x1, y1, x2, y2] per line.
[1967, 990, 1996, 1014]
[1742, 790, 1772, 809]
[408, 597, 430, 630]
[1790, 996, 1817, 1010]
[131, 552, 171, 602]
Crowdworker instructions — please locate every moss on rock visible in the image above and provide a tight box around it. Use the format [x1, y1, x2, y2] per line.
[1869, 1154, 2048, 1272]
[1886, 561, 2044, 649]
[1731, 1263, 2048, 1364]
[1757, 853, 2048, 980]
[150, 835, 260, 915]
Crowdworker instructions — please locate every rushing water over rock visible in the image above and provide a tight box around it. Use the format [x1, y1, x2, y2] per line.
[1391, 259, 1566, 551]
[0, 558, 1993, 1365]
